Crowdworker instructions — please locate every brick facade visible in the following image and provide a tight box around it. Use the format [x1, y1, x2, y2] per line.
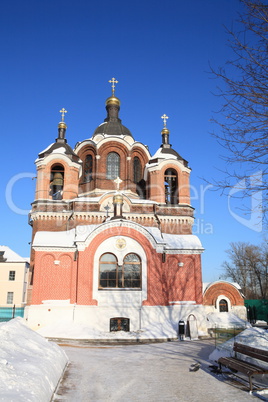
[27, 90, 205, 333]
[203, 281, 244, 306]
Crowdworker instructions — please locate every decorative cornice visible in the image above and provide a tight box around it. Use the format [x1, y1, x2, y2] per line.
[30, 211, 194, 225]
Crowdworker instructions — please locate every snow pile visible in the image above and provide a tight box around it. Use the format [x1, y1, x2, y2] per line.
[209, 327, 268, 367]
[206, 312, 250, 329]
[37, 319, 178, 340]
[0, 318, 68, 402]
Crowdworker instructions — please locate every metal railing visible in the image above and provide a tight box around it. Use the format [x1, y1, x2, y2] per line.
[208, 325, 246, 348]
[0, 306, 25, 322]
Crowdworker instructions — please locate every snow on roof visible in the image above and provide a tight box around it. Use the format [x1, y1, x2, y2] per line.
[127, 198, 157, 205]
[52, 147, 66, 154]
[33, 229, 77, 248]
[203, 281, 242, 293]
[0, 246, 28, 262]
[151, 148, 178, 160]
[162, 233, 203, 250]
[33, 224, 203, 251]
[70, 194, 157, 205]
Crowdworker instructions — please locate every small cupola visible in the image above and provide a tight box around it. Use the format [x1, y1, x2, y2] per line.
[92, 78, 133, 138]
[161, 114, 171, 148]
[37, 109, 80, 163]
[105, 78, 121, 119]
[57, 108, 68, 143]
[148, 114, 188, 167]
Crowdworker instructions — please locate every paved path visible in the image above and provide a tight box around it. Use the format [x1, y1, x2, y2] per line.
[53, 339, 259, 401]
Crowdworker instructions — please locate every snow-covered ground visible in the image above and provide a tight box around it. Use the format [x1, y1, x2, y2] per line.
[0, 315, 267, 401]
[0, 318, 67, 402]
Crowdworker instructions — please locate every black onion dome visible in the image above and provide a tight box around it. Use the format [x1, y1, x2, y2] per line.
[92, 95, 133, 138]
[93, 120, 133, 137]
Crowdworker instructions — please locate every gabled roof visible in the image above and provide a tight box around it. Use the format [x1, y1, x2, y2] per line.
[0, 246, 29, 263]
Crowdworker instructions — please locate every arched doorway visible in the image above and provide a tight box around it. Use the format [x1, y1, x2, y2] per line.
[186, 314, 198, 340]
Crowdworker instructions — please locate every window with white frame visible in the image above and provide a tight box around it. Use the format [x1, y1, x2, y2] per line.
[9, 271, 15, 281]
[6, 292, 14, 304]
[99, 253, 141, 289]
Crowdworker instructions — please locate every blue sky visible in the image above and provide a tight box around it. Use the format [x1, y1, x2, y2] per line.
[1, 0, 265, 282]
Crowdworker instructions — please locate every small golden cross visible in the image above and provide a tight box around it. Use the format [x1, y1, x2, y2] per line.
[108, 77, 118, 95]
[114, 176, 122, 191]
[59, 108, 67, 122]
[161, 114, 169, 127]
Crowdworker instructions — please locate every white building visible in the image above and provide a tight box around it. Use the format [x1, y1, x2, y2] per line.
[0, 246, 29, 308]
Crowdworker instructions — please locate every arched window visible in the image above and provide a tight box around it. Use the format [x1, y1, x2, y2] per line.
[106, 152, 120, 179]
[219, 299, 228, 312]
[133, 156, 142, 183]
[99, 253, 117, 288]
[133, 157, 146, 198]
[123, 253, 141, 288]
[99, 252, 141, 289]
[84, 154, 93, 183]
[50, 164, 64, 200]
[164, 168, 178, 204]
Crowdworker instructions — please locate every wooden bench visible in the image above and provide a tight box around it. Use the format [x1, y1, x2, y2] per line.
[218, 342, 268, 391]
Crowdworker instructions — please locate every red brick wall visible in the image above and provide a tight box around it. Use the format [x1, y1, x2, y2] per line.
[31, 226, 202, 306]
[203, 282, 244, 306]
[31, 252, 75, 304]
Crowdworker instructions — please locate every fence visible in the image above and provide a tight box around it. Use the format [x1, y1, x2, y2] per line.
[0, 306, 25, 322]
[208, 325, 247, 348]
[245, 299, 268, 324]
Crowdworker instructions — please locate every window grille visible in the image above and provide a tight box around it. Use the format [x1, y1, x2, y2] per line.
[7, 292, 14, 304]
[219, 299, 228, 312]
[106, 152, 120, 179]
[99, 253, 141, 289]
[84, 154, 93, 182]
[133, 156, 142, 183]
[110, 317, 130, 332]
[9, 271, 15, 281]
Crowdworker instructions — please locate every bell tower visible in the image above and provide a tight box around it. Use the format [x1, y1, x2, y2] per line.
[30, 109, 82, 230]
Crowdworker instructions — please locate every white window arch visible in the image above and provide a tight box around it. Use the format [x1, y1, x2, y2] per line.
[216, 295, 231, 313]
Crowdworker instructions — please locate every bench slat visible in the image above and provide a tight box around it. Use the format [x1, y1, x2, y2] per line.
[234, 342, 268, 362]
[218, 357, 268, 376]
[218, 344, 268, 391]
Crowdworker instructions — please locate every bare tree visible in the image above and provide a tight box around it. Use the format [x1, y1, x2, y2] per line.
[210, 0, 268, 222]
[221, 241, 268, 299]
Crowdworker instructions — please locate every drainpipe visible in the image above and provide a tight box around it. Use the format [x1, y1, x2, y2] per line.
[74, 245, 79, 304]
[66, 202, 74, 230]
[153, 204, 163, 238]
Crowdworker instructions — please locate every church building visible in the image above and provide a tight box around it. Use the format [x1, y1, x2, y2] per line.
[25, 79, 207, 336]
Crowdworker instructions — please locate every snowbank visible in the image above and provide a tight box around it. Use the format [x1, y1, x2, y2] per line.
[0, 318, 68, 401]
[206, 312, 250, 329]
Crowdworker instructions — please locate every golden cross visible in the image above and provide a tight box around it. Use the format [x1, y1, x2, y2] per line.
[114, 176, 122, 191]
[161, 114, 169, 127]
[108, 77, 118, 95]
[59, 108, 67, 122]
